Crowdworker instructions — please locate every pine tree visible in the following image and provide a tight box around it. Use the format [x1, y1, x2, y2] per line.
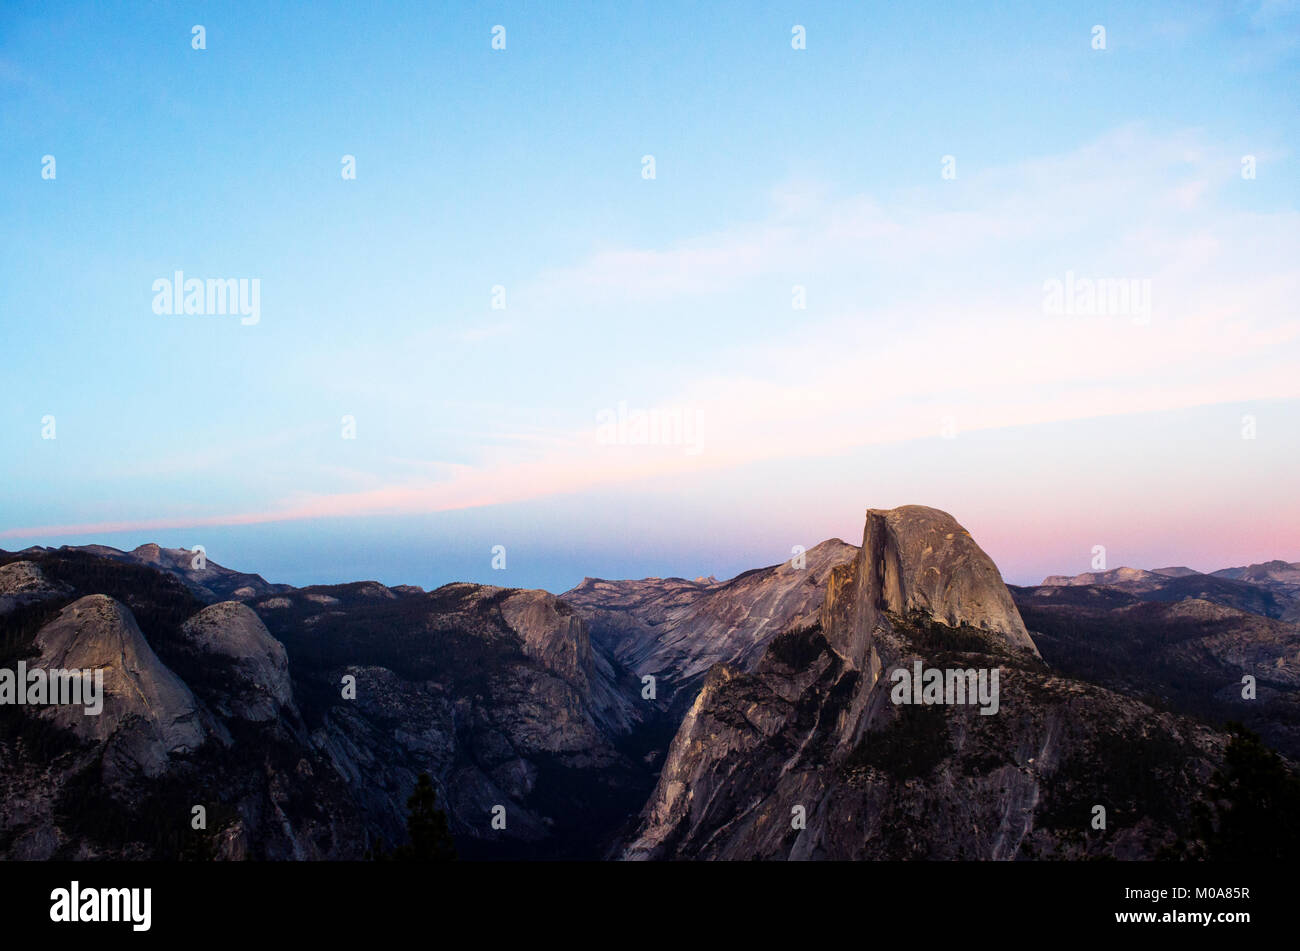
[394, 772, 456, 861]
[1194, 723, 1300, 860]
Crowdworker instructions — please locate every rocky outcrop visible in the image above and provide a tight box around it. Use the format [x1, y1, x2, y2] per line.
[180, 602, 292, 721]
[1041, 566, 1166, 587]
[503, 588, 643, 738]
[619, 506, 1233, 860]
[0, 561, 71, 614]
[0, 561, 65, 597]
[821, 506, 1038, 669]
[32, 595, 205, 778]
[564, 538, 860, 702]
[0, 571, 376, 860]
[500, 589, 592, 687]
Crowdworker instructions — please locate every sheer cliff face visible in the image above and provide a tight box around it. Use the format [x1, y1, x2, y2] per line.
[623, 506, 1217, 861]
[821, 506, 1037, 671]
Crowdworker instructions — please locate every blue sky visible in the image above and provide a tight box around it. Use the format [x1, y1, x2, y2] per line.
[2, 0, 1299, 591]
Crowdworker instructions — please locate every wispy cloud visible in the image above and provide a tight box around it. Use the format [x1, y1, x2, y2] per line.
[5, 124, 1298, 540]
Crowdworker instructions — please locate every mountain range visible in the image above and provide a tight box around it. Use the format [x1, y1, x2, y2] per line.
[2, 505, 1296, 860]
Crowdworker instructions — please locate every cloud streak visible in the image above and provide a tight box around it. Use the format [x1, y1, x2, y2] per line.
[5, 124, 1298, 541]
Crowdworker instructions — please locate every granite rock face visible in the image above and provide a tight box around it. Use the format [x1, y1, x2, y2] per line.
[622, 624, 1222, 860]
[1041, 566, 1166, 587]
[621, 506, 1221, 860]
[821, 506, 1038, 668]
[250, 580, 650, 858]
[564, 538, 860, 703]
[1, 553, 654, 859]
[0, 560, 71, 614]
[0, 561, 65, 598]
[180, 601, 292, 722]
[500, 589, 592, 688]
[33, 595, 205, 777]
[0, 562, 369, 860]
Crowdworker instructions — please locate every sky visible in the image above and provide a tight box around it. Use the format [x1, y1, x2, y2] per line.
[2, 0, 1299, 592]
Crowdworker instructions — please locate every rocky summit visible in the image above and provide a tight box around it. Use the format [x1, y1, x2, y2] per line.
[820, 505, 1039, 671]
[1, 505, 1296, 861]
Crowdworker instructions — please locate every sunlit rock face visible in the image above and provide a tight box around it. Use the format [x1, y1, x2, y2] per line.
[33, 594, 205, 777]
[622, 506, 1223, 861]
[822, 505, 1039, 671]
